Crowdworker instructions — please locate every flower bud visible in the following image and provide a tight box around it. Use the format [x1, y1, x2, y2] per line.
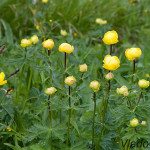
[65, 76, 76, 86]
[123, 91, 129, 97]
[21, 39, 32, 48]
[95, 18, 107, 25]
[130, 118, 139, 127]
[138, 79, 149, 88]
[30, 35, 39, 44]
[59, 43, 74, 54]
[36, 25, 39, 30]
[60, 30, 67, 36]
[117, 85, 128, 95]
[79, 64, 87, 73]
[42, 39, 54, 50]
[0, 72, 7, 85]
[105, 72, 114, 80]
[45, 87, 57, 95]
[125, 48, 142, 61]
[49, 19, 53, 23]
[6, 126, 11, 131]
[146, 74, 150, 78]
[103, 55, 120, 71]
[102, 30, 118, 45]
[141, 121, 147, 126]
[42, 0, 48, 3]
[89, 80, 100, 92]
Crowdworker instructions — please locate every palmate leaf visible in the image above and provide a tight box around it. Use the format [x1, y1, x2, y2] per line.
[70, 118, 80, 136]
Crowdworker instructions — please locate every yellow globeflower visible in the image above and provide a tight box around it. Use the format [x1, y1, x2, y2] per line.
[59, 43, 74, 54]
[65, 76, 76, 86]
[42, 39, 54, 50]
[117, 85, 128, 95]
[103, 55, 120, 71]
[125, 48, 142, 61]
[73, 33, 77, 37]
[141, 121, 147, 126]
[138, 79, 149, 88]
[45, 87, 57, 95]
[95, 18, 107, 25]
[6, 126, 11, 131]
[102, 30, 118, 45]
[42, 0, 48, 3]
[36, 25, 39, 30]
[146, 74, 150, 78]
[79, 64, 87, 73]
[49, 19, 53, 23]
[130, 118, 139, 127]
[60, 30, 67, 36]
[89, 80, 100, 92]
[105, 72, 114, 80]
[20, 39, 32, 48]
[0, 72, 7, 85]
[30, 35, 39, 44]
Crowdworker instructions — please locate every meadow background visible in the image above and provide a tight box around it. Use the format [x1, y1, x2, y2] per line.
[1, 0, 150, 150]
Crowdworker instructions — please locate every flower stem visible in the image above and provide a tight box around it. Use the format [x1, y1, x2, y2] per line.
[110, 45, 112, 55]
[64, 52, 67, 70]
[48, 50, 52, 81]
[92, 92, 96, 149]
[131, 60, 135, 89]
[27, 68, 33, 90]
[66, 86, 71, 146]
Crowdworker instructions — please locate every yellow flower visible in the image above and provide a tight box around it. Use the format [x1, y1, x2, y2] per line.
[42, 0, 48, 3]
[65, 76, 76, 86]
[79, 64, 87, 73]
[125, 48, 142, 61]
[6, 126, 11, 131]
[102, 30, 119, 45]
[20, 39, 32, 48]
[59, 43, 74, 54]
[138, 79, 149, 88]
[36, 25, 39, 30]
[95, 18, 107, 25]
[117, 85, 128, 95]
[103, 55, 120, 71]
[89, 80, 100, 92]
[30, 35, 39, 44]
[0, 72, 7, 85]
[105, 72, 114, 80]
[73, 33, 77, 37]
[60, 30, 67, 36]
[45, 87, 57, 95]
[42, 39, 54, 50]
[146, 74, 150, 78]
[130, 118, 139, 127]
[141, 121, 147, 126]
[49, 19, 53, 23]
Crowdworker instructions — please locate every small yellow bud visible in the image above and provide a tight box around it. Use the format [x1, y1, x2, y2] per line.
[73, 33, 77, 37]
[117, 85, 128, 95]
[42, 39, 54, 50]
[125, 48, 142, 61]
[30, 35, 39, 44]
[79, 64, 87, 73]
[60, 30, 67, 36]
[130, 118, 139, 127]
[141, 121, 147, 126]
[103, 55, 120, 71]
[20, 39, 32, 48]
[59, 43, 74, 54]
[105, 72, 114, 80]
[102, 30, 118, 45]
[45, 87, 57, 95]
[6, 127, 11, 131]
[95, 18, 107, 25]
[0, 72, 7, 85]
[89, 80, 100, 92]
[138, 79, 149, 88]
[65, 76, 76, 86]
[42, 0, 48, 3]
[36, 25, 40, 30]
[146, 74, 150, 78]
[49, 19, 53, 23]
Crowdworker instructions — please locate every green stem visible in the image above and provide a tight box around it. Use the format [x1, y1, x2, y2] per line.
[92, 92, 96, 149]
[48, 50, 52, 81]
[27, 68, 33, 90]
[66, 86, 71, 146]
[131, 60, 135, 89]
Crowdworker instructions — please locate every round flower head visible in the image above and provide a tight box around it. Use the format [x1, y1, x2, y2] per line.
[79, 64, 87, 73]
[45, 87, 57, 95]
[49, 19, 53, 23]
[138, 79, 149, 88]
[36, 25, 39, 30]
[117, 85, 128, 95]
[95, 18, 107, 25]
[89, 80, 100, 92]
[105, 72, 114, 80]
[21, 39, 32, 48]
[102, 30, 118, 45]
[130, 118, 139, 127]
[42, 0, 48, 3]
[146, 74, 150, 78]
[141, 121, 147, 126]
[59, 43, 74, 54]
[65, 76, 76, 86]
[60, 30, 67, 36]
[125, 48, 142, 61]
[42, 39, 54, 50]
[0, 72, 7, 85]
[103, 55, 120, 71]
[30, 35, 39, 44]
